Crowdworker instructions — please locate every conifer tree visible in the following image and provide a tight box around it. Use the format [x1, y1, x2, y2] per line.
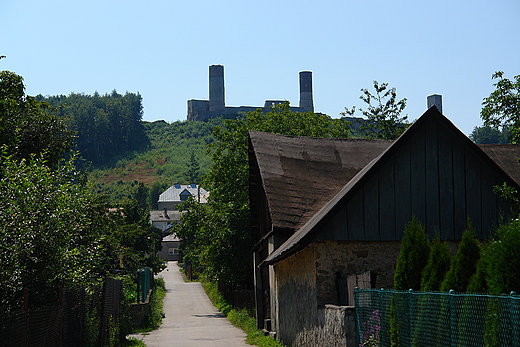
[420, 237, 451, 291]
[467, 243, 490, 293]
[394, 217, 430, 291]
[440, 224, 481, 292]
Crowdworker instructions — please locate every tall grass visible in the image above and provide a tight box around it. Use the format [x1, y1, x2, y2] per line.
[201, 280, 287, 347]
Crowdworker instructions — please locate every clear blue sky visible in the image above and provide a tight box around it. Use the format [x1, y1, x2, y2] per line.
[1, 0, 518, 135]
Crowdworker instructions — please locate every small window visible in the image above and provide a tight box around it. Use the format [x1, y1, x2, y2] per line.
[168, 248, 177, 255]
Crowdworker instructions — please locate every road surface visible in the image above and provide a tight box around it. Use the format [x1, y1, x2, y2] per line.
[129, 261, 250, 347]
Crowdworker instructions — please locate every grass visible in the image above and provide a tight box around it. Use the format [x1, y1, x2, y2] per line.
[147, 278, 166, 330]
[201, 280, 287, 347]
[122, 337, 146, 347]
[130, 277, 166, 334]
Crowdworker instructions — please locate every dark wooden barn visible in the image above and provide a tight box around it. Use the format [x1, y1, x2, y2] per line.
[248, 106, 520, 346]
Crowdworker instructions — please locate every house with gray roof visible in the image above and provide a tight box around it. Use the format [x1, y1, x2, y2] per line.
[249, 106, 520, 346]
[157, 183, 208, 210]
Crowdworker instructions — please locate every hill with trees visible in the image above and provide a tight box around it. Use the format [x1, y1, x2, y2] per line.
[37, 91, 222, 207]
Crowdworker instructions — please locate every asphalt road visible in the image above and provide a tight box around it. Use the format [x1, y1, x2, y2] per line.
[129, 261, 249, 347]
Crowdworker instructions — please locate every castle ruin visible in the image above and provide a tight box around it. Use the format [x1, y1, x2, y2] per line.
[187, 65, 315, 121]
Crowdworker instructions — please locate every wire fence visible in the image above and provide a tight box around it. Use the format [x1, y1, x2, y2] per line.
[0, 277, 121, 347]
[355, 288, 520, 347]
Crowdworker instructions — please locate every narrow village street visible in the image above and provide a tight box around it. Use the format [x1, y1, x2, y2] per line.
[130, 261, 250, 347]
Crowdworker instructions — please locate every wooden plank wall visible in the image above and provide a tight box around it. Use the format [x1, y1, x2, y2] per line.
[323, 118, 511, 241]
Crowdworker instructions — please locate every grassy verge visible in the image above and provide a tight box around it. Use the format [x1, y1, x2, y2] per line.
[129, 277, 166, 335]
[138, 277, 166, 332]
[122, 337, 146, 347]
[201, 280, 287, 347]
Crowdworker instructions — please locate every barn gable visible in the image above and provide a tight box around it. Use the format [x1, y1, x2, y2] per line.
[263, 107, 520, 265]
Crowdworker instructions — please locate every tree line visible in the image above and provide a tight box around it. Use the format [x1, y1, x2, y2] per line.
[0, 71, 163, 314]
[37, 90, 149, 166]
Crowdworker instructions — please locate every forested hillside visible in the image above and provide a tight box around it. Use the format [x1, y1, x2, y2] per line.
[38, 91, 149, 166]
[89, 118, 222, 207]
[38, 91, 223, 207]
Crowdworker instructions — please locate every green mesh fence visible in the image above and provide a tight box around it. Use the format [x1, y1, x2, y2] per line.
[355, 288, 520, 347]
[137, 267, 151, 303]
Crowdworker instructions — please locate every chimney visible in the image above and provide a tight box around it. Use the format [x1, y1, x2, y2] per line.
[427, 94, 442, 114]
[299, 71, 314, 112]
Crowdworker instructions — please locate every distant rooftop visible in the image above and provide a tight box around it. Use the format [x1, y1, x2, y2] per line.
[158, 184, 208, 204]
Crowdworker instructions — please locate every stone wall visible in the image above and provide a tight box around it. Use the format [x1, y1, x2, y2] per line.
[272, 240, 405, 346]
[274, 244, 317, 346]
[315, 240, 402, 306]
[292, 305, 356, 347]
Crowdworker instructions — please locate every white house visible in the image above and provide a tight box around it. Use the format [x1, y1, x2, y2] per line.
[157, 183, 208, 210]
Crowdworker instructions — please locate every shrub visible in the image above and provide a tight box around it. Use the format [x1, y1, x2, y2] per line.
[394, 217, 430, 290]
[441, 224, 480, 292]
[420, 237, 451, 291]
[485, 219, 520, 294]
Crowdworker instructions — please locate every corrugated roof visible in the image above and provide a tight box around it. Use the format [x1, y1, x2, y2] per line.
[249, 131, 393, 232]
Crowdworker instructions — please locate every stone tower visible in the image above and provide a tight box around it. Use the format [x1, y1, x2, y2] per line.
[209, 65, 225, 112]
[299, 71, 314, 112]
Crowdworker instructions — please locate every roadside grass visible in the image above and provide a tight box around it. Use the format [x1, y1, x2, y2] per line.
[146, 278, 166, 331]
[122, 337, 146, 347]
[201, 280, 287, 347]
[131, 277, 166, 333]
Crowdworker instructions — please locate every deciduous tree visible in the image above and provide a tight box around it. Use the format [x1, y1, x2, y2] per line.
[0, 70, 73, 167]
[177, 103, 351, 285]
[342, 80, 408, 139]
[481, 71, 520, 143]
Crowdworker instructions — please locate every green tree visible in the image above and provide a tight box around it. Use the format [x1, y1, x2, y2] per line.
[39, 90, 149, 165]
[0, 71, 73, 167]
[186, 152, 201, 183]
[0, 154, 113, 309]
[420, 237, 451, 291]
[440, 224, 481, 292]
[480, 71, 520, 143]
[342, 80, 408, 139]
[485, 219, 520, 294]
[467, 243, 490, 293]
[469, 125, 510, 144]
[394, 217, 430, 291]
[0, 71, 163, 311]
[178, 102, 351, 285]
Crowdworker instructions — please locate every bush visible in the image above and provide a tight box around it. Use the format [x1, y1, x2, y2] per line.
[441, 224, 480, 292]
[394, 217, 430, 290]
[485, 219, 520, 294]
[420, 237, 451, 291]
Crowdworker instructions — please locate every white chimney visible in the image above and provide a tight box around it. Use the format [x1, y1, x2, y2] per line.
[427, 94, 443, 114]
